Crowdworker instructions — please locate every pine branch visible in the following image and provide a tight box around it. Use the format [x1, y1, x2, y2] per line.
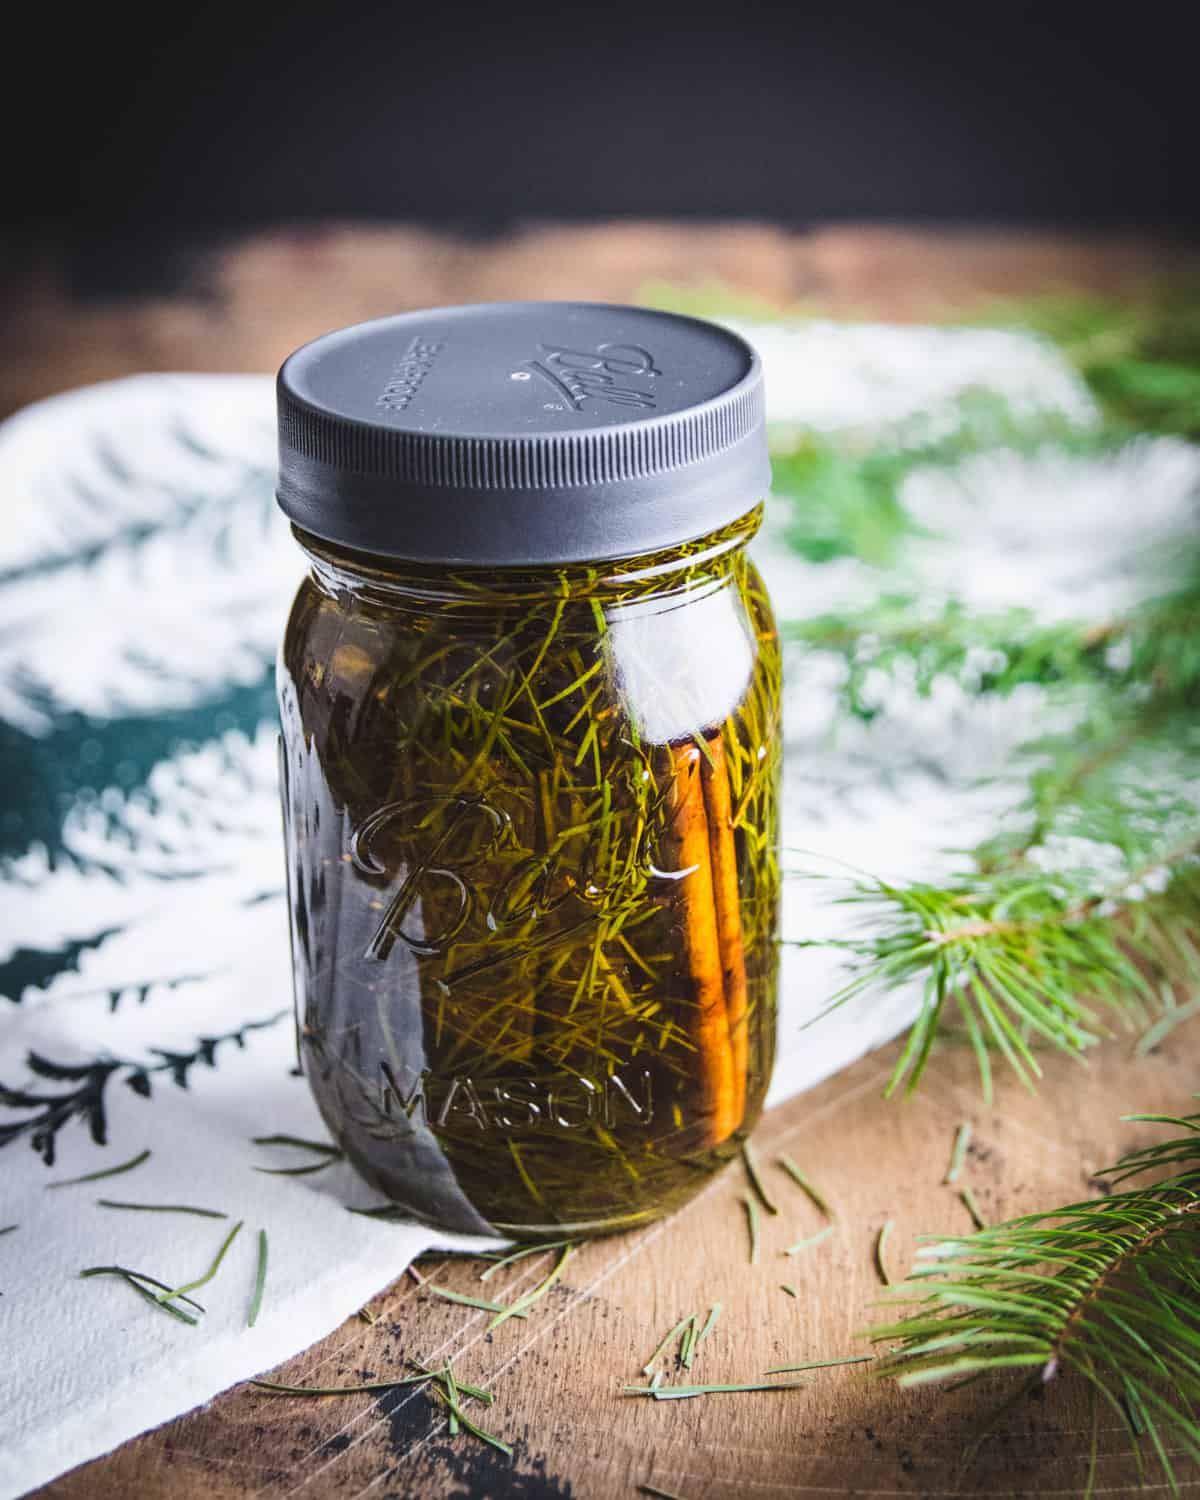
[765, 297, 1200, 1109]
[0, 1011, 288, 1165]
[793, 567, 1200, 1098]
[807, 831, 1200, 1099]
[870, 1111, 1200, 1489]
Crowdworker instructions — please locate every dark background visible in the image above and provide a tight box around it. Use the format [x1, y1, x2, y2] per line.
[5, 3, 1195, 295]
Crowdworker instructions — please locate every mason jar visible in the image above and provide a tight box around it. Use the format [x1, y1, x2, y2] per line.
[275, 302, 781, 1239]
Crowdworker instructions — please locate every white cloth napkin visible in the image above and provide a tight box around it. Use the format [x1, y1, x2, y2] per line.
[3, 326, 1194, 1499]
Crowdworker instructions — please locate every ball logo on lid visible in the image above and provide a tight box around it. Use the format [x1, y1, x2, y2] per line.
[522, 341, 662, 412]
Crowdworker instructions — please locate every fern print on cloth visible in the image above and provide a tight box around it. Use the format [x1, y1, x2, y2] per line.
[1, 336, 1196, 1497]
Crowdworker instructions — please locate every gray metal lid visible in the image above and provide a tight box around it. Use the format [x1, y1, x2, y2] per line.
[276, 301, 769, 566]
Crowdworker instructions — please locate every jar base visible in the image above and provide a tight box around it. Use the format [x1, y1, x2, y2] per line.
[487, 1205, 666, 1242]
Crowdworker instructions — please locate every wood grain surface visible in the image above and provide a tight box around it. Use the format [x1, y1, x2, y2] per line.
[13, 223, 1198, 1498]
[34, 1020, 1200, 1499]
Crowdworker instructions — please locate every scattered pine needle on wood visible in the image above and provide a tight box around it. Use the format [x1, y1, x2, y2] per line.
[780, 1283, 798, 1297]
[639, 1485, 690, 1500]
[429, 1387, 511, 1457]
[944, 1122, 972, 1185]
[427, 1379, 512, 1457]
[623, 1379, 811, 1400]
[443, 1362, 460, 1436]
[256, 1364, 495, 1405]
[479, 1238, 574, 1282]
[358, 1306, 379, 1325]
[255, 1373, 437, 1398]
[247, 1229, 268, 1328]
[642, 1305, 719, 1378]
[784, 1226, 833, 1256]
[765, 1355, 873, 1374]
[46, 1149, 151, 1188]
[960, 1184, 988, 1230]
[642, 1315, 695, 1375]
[777, 1155, 833, 1217]
[96, 1199, 227, 1218]
[695, 1303, 722, 1350]
[875, 1221, 895, 1286]
[487, 1242, 573, 1331]
[743, 1194, 761, 1264]
[256, 1377, 423, 1395]
[425, 1285, 529, 1318]
[680, 1315, 699, 1370]
[742, 1141, 779, 1214]
[406, 1362, 495, 1404]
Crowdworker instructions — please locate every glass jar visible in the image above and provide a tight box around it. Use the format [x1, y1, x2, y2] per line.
[275, 302, 781, 1238]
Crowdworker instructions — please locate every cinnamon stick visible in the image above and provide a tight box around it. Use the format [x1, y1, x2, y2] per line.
[700, 732, 749, 1130]
[664, 740, 737, 1145]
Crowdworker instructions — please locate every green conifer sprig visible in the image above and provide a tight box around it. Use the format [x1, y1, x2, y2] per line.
[868, 1112, 1200, 1490]
[789, 596, 1200, 1095]
[806, 829, 1200, 1100]
[800, 601, 1200, 1099]
[778, 359, 1200, 1098]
